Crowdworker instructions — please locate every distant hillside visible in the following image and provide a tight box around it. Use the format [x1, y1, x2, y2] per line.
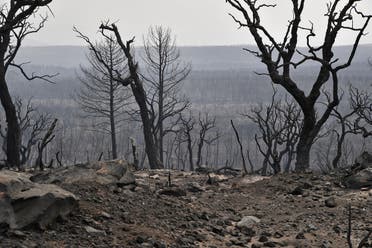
[17, 44, 372, 71]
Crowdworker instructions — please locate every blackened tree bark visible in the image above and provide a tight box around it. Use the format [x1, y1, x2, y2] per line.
[75, 24, 163, 169]
[0, 0, 54, 169]
[230, 120, 249, 175]
[142, 26, 191, 164]
[75, 36, 131, 160]
[35, 119, 58, 171]
[196, 113, 219, 168]
[179, 112, 196, 171]
[350, 87, 372, 138]
[225, 0, 371, 171]
[245, 90, 302, 175]
[328, 89, 360, 169]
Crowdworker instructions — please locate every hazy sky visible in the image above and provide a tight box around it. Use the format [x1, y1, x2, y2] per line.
[27, 0, 372, 47]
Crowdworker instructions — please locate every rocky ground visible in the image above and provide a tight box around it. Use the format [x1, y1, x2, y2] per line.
[0, 169, 371, 248]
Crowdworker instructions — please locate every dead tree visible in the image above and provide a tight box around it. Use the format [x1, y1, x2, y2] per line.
[196, 113, 219, 168]
[328, 88, 365, 169]
[179, 112, 196, 171]
[0, 0, 55, 169]
[130, 137, 139, 169]
[75, 36, 131, 160]
[245, 90, 302, 175]
[226, 0, 371, 171]
[1, 98, 53, 167]
[35, 119, 58, 171]
[230, 120, 248, 175]
[16, 98, 53, 166]
[75, 23, 162, 169]
[142, 26, 191, 164]
[350, 87, 372, 138]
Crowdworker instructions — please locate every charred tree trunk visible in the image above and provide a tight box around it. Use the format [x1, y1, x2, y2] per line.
[226, 0, 371, 172]
[158, 65, 164, 164]
[109, 77, 118, 159]
[231, 120, 248, 175]
[295, 110, 317, 171]
[0, 68, 21, 169]
[35, 119, 57, 171]
[130, 82, 162, 169]
[98, 24, 163, 169]
[187, 133, 194, 171]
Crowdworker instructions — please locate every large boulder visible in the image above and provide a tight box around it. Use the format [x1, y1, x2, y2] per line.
[354, 151, 372, 168]
[31, 160, 135, 187]
[343, 152, 372, 189]
[344, 168, 372, 189]
[0, 170, 78, 231]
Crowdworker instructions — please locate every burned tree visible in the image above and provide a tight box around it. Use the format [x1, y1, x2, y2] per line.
[34, 118, 58, 171]
[350, 86, 372, 138]
[246, 90, 302, 175]
[75, 36, 131, 160]
[230, 120, 249, 175]
[75, 23, 162, 169]
[226, 0, 371, 171]
[15, 98, 53, 166]
[0, 0, 55, 168]
[179, 112, 196, 171]
[142, 26, 191, 164]
[195, 113, 219, 168]
[327, 87, 368, 169]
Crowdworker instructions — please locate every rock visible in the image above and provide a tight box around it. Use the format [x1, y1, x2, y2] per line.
[258, 235, 269, 242]
[158, 187, 187, 197]
[306, 224, 318, 231]
[206, 173, 229, 185]
[274, 231, 284, 238]
[237, 216, 261, 228]
[236, 216, 260, 236]
[85, 226, 106, 235]
[195, 165, 211, 173]
[251, 244, 263, 248]
[149, 174, 160, 180]
[263, 242, 279, 247]
[296, 232, 306, 239]
[321, 241, 333, 248]
[31, 159, 135, 186]
[117, 170, 136, 187]
[212, 226, 224, 236]
[344, 168, 372, 189]
[325, 197, 337, 208]
[290, 186, 304, 196]
[100, 211, 112, 219]
[10, 230, 27, 237]
[185, 182, 205, 193]
[0, 170, 78, 231]
[354, 151, 372, 168]
[333, 225, 341, 234]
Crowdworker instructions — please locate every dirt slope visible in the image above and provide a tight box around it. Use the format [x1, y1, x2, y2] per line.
[1, 170, 371, 248]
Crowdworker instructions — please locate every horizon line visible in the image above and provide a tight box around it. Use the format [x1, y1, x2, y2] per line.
[22, 43, 372, 49]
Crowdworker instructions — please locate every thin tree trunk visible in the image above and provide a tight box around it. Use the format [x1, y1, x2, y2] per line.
[261, 156, 269, 176]
[98, 24, 162, 169]
[231, 120, 248, 175]
[109, 78, 118, 159]
[284, 151, 293, 173]
[158, 62, 164, 164]
[187, 134, 194, 171]
[196, 142, 203, 168]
